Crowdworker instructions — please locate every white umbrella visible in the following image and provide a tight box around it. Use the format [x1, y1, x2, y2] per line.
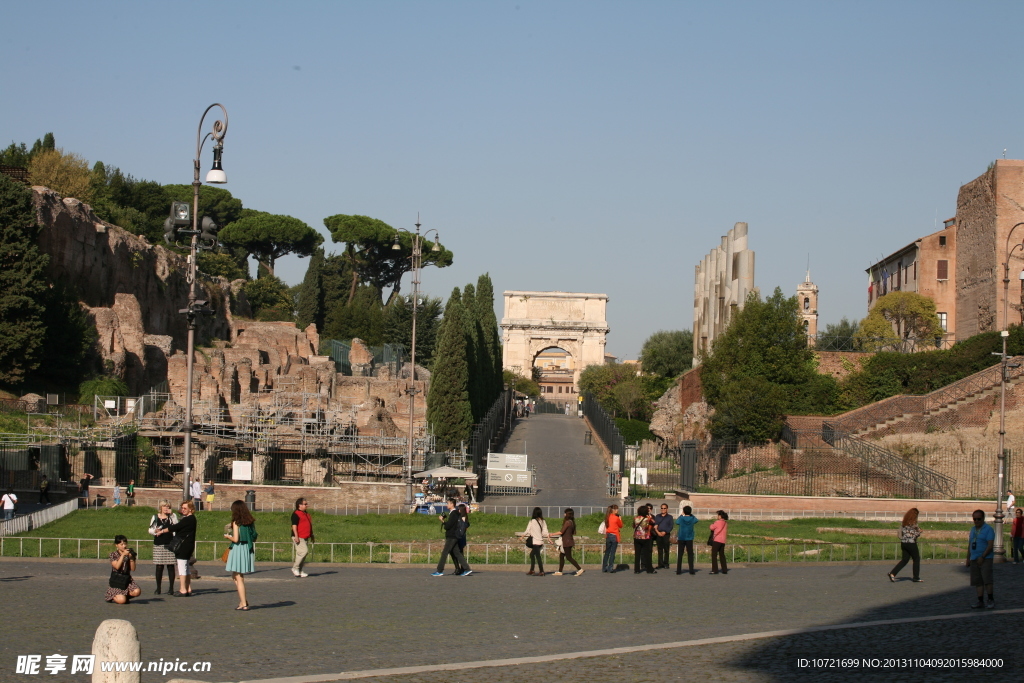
[413, 466, 479, 480]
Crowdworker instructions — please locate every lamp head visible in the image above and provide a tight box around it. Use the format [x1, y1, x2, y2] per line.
[1018, 269, 1024, 281]
[205, 145, 227, 184]
[170, 201, 191, 227]
[392, 234, 402, 251]
[431, 239, 441, 253]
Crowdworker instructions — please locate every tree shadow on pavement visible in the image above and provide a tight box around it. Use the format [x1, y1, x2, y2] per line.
[729, 563, 1022, 682]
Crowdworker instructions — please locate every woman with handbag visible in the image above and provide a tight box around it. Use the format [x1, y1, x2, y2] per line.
[633, 505, 656, 574]
[105, 535, 141, 604]
[148, 500, 178, 594]
[157, 500, 197, 596]
[224, 499, 258, 610]
[709, 510, 729, 574]
[525, 507, 549, 576]
[553, 508, 583, 576]
[601, 504, 623, 573]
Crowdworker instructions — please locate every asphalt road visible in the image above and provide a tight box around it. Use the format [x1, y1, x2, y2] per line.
[3, 554, 1023, 682]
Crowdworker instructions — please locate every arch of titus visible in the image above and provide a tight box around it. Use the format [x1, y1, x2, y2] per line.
[501, 291, 609, 389]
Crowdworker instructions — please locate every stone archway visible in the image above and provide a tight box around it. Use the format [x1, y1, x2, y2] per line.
[500, 291, 609, 397]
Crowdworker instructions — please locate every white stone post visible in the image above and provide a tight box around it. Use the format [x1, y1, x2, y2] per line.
[92, 619, 140, 683]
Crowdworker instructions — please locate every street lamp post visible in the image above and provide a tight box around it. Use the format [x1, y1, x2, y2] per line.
[393, 218, 441, 506]
[996, 222, 1024, 561]
[180, 104, 229, 504]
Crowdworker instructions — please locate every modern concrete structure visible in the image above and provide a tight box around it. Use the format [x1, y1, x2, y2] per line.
[797, 271, 819, 345]
[693, 222, 756, 365]
[500, 291, 609, 402]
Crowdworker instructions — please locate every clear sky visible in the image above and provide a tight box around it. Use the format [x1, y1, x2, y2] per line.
[4, 1, 1023, 360]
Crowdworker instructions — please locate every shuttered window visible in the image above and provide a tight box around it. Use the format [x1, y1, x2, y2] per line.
[937, 260, 949, 280]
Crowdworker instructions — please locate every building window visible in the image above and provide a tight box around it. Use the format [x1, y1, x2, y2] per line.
[937, 260, 949, 280]
[937, 312, 948, 332]
[939, 235, 946, 247]
[803, 297, 809, 311]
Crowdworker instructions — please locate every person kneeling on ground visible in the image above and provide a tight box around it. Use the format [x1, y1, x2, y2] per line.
[106, 535, 142, 604]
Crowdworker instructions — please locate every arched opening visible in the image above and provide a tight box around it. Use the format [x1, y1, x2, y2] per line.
[532, 346, 576, 402]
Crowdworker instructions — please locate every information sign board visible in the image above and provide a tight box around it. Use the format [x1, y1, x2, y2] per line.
[486, 452, 528, 471]
[485, 469, 534, 487]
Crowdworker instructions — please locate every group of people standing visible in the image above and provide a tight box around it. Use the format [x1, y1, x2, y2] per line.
[605, 504, 729, 575]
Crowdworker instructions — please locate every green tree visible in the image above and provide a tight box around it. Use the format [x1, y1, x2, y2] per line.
[322, 214, 454, 305]
[475, 274, 503, 410]
[88, 162, 171, 242]
[611, 377, 647, 420]
[427, 289, 474, 445]
[78, 376, 129, 405]
[708, 376, 787, 442]
[242, 275, 292, 320]
[197, 252, 248, 281]
[855, 292, 943, 352]
[32, 280, 97, 387]
[0, 133, 53, 168]
[218, 209, 323, 277]
[578, 362, 637, 414]
[383, 294, 443, 367]
[323, 284, 385, 344]
[821, 316, 859, 351]
[640, 329, 693, 378]
[29, 148, 93, 202]
[0, 174, 48, 386]
[503, 369, 540, 397]
[296, 247, 325, 331]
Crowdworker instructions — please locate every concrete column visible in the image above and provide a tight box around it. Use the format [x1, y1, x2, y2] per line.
[92, 619, 140, 683]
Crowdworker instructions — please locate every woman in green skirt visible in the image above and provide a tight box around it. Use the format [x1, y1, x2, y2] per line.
[224, 499, 257, 610]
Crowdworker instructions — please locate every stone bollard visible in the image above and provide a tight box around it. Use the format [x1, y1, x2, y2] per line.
[92, 619, 140, 683]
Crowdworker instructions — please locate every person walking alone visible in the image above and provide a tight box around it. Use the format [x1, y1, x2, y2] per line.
[888, 507, 923, 582]
[225, 499, 257, 610]
[653, 504, 674, 569]
[967, 509, 995, 609]
[633, 505, 656, 574]
[553, 508, 583, 576]
[675, 506, 698, 575]
[524, 507, 550, 576]
[1011, 508, 1024, 564]
[602, 504, 623, 573]
[709, 510, 729, 575]
[291, 497, 314, 578]
[2, 488, 17, 520]
[431, 499, 472, 577]
[451, 504, 470, 575]
[38, 475, 50, 505]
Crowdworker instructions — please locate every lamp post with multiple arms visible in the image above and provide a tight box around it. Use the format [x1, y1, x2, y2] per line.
[996, 222, 1024, 560]
[168, 104, 229, 504]
[392, 218, 441, 505]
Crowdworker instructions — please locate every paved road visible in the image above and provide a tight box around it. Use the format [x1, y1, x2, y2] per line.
[482, 413, 615, 510]
[3, 556, 1022, 682]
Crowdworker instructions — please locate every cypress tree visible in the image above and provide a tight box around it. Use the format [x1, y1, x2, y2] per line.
[427, 288, 473, 445]
[296, 247, 325, 331]
[462, 283, 484, 419]
[475, 273, 503, 409]
[0, 174, 48, 385]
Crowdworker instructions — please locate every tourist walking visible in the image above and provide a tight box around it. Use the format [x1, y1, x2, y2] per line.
[1, 488, 17, 520]
[653, 503, 674, 568]
[1012, 508, 1024, 564]
[105, 535, 141, 604]
[156, 500, 197, 596]
[967, 509, 995, 608]
[524, 507, 550, 576]
[1007, 489, 1016, 517]
[888, 507, 923, 582]
[452, 503, 470, 575]
[675, 505, 698, 574]
[148, 500, 178, 594]
[112, 483, 121, 507]
[125, 479, 135, 507]
[225, 499, 257, 610]
[291, 497, 314, 578]
[709, 510, 729, 574]
[431, 499, 472, 577]
[633, 505, 656, 574]
[553, 508, 583, 576]
[38, 475, 50, 505]
[601, 504, 623, 573]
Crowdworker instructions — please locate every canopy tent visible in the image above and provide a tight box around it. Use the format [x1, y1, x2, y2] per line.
[412, 466, 478, 480]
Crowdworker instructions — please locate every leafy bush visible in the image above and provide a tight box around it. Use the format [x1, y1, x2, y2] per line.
[78, 376, 129, 405]
[616, 418, 655, 445]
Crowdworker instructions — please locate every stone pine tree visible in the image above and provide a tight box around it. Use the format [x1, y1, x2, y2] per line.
[0, 174, 49, 385]
[427, 288, 474, 445]
[475, 273, 503, 409]
[296, 247, 325, 331]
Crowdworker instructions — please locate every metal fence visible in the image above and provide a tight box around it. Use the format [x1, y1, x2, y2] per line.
[0, 536, 973, 565]
[468, 390, 515, 476]
[0, 499, 76, 537]
[811, 335, 959, 352]
[325, 339, 405, 376]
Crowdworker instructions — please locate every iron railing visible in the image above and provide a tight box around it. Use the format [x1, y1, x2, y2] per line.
[582, 392, 624, 469]
[812, 335, 959, 353]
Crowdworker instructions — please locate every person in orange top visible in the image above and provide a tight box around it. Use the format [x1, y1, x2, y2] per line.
[709, 510, 729, 574]
[1011, 507, 1024, 564]
[602, 504, 623, 573]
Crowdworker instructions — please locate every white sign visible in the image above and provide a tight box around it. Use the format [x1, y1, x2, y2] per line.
[232, 461, 253, 481]
[630, 467, 648, 485]
[486, 452, 528, 470]
[612, 454, 620, 470]
[486, 469, 533, 487]
[103, 400, 117, 410]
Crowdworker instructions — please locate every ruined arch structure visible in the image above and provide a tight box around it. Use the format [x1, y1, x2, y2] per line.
[501, 291, 609, 395]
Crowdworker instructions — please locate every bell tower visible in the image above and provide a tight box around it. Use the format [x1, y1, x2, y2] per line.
[797, 271, 819, 346]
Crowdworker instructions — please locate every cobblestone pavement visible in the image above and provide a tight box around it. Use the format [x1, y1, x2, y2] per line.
[483, 413, 615, 509]
[3, 555, 1023, 682]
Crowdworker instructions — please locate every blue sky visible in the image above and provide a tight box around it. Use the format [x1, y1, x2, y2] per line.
[4, 1, 1023, 360]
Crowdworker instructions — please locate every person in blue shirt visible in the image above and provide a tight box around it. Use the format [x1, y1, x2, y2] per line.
[967, 509, 995, 609]
[675, 506, 698, 575]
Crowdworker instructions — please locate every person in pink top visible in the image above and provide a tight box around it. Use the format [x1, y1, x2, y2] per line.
[709, 510, 729, 574]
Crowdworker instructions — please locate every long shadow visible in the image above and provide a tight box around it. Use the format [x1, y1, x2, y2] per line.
[0, 575, 33, 581]
[730, 563, 1023, 681]
[248, 600, 295, 610]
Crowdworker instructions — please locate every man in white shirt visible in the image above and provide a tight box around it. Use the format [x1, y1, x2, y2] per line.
[1007, 489, 1016, 516]
[190, 479, 202, 511]
[1, 488, 17, 520]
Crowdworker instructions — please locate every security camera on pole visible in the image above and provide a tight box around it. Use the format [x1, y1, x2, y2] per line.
[164, 104, 229, 504]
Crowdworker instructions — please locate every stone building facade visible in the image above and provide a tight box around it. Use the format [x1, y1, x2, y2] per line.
[692, 222, 756, 365]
